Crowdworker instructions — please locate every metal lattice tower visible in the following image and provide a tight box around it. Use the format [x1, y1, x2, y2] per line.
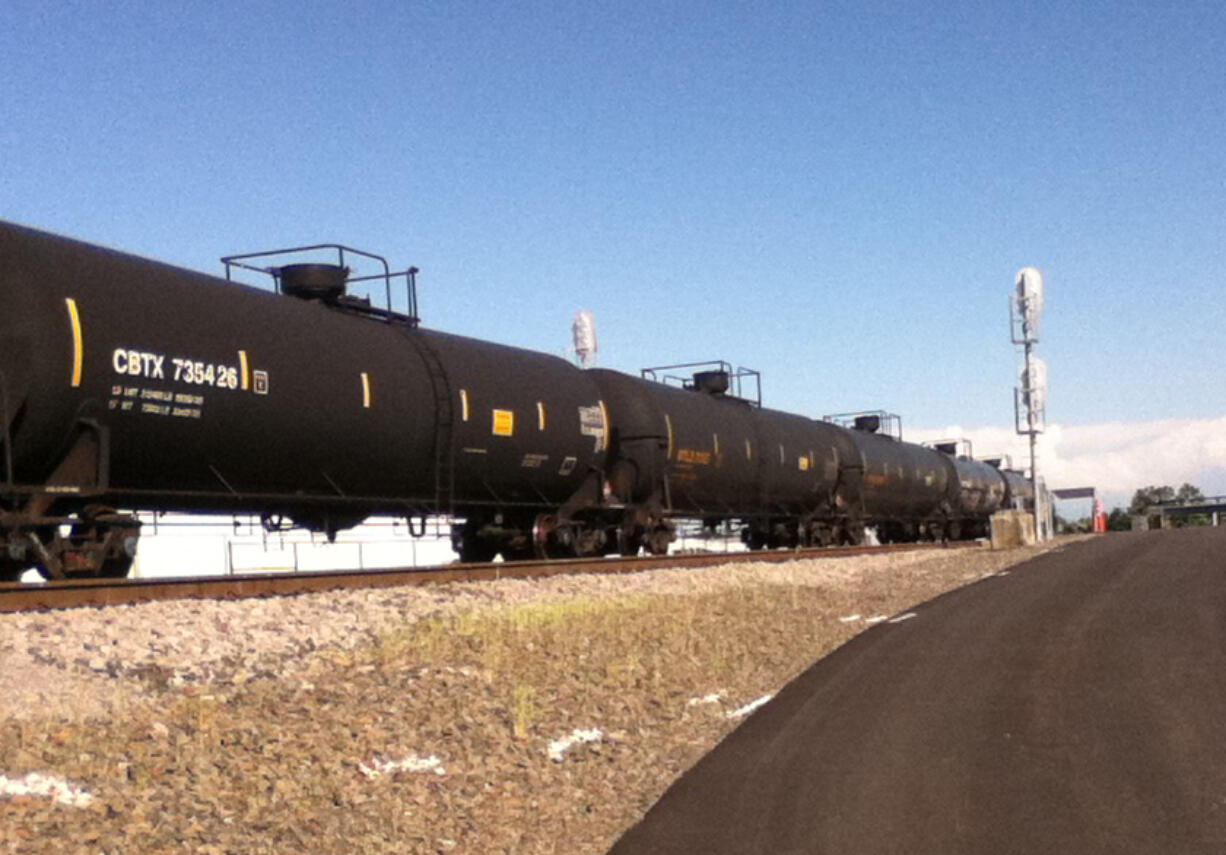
[1011, 267, 1049, 540]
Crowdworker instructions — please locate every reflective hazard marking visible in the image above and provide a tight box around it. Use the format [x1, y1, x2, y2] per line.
[239, 350, 249, 390]
[713, 433, 720, 457]
[665, 414, 674, 460]
[492, 408, 514, 436]
[64, 298, 83, 387]
[578, 404, 605, 451]
[361, 372, 372, 408]
[745, 439, 753, 460]
[537, 401, 546, 431]
[598, 400, 609, 451]
[459, 389, 470, 421]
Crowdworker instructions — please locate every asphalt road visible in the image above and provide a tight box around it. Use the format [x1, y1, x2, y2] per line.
[609, 528, 1226, 854]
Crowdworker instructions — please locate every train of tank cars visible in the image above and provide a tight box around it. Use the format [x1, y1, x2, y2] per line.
[0, 220, 1035, 581]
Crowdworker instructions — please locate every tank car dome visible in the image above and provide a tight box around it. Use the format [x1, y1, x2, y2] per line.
[278, 263, 349, 301]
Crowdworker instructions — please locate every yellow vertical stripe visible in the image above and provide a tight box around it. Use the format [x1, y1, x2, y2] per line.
[239, 350, 249, 390]
[361, 372, 371, 408]
[65, 298, 83, 387]
[713, 433, 720, 456]
[537, 401, 546, 431]
[665, 414, 674, 460]
[745, 439, 753, 460]
[598, 399, 610, 451]
[460, 389, 470, 421]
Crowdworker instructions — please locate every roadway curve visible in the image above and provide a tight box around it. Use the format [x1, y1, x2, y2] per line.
[610, 527, 1226, 854]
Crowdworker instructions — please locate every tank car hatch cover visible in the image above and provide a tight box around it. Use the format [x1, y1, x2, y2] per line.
[854, 415, 880, 433]
[640, 361, 762, 407]
[278, 263, 349, 301]
[824, 411, 903, 440]
[693, 371, 730, 395]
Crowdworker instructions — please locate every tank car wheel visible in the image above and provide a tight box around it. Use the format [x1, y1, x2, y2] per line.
[0, 559, 26, 582]
[644, 525, 673, 556]
[458, 539, 499, 563]
[768, 524, 798, 550]
[98, 521, 141, 578]
[98, 554, 135, 578]
[532, 514, 575, 559]
[616, 526, 643, 557]
[742, 528, 768, 551]
[840, 523, 865, 546]
[814, 524, 836, 548]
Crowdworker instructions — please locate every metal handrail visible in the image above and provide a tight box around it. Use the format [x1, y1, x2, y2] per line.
[220, 243, 419, 324]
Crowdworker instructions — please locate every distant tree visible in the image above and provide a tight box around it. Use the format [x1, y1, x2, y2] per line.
[1175, 483, 1211, 526]
[1053, 513, 1092, 534]
[1176, 483, 1205, 503]
[1127, 483, 1209, 527]
[1106, 507, 1132, 532]
[1129, 485, 1176, 515]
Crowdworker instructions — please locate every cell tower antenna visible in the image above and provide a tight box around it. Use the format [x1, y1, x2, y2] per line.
[1010, 267, 1049, 540]
[572, 309, 597, 368]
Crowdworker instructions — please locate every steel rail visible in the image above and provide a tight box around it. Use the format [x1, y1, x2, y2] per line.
[0, 540, 984, 614]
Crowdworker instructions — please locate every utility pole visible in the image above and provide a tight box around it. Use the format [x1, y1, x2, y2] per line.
[1011, 267, 1047, 540]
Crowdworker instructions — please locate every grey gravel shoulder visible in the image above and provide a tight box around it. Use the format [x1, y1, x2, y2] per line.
[0, 543, 1061, 722]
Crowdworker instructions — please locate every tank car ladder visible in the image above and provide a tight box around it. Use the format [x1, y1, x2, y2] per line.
[401, 331, 456, 515]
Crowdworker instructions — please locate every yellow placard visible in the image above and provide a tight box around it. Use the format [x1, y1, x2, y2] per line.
[492, 409, 515, 437]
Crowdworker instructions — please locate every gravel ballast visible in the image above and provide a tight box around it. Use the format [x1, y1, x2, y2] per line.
[0, 540, 1074, 853]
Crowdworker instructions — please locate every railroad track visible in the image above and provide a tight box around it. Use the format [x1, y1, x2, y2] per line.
[0, 540, 983, 613]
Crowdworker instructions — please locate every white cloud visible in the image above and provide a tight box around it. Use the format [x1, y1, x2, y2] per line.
[910, 415, 1226, 510]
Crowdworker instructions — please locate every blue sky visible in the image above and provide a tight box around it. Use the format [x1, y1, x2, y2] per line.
[3, 0, 1224, 449]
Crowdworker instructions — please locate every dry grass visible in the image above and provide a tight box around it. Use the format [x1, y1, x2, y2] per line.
[0, 541, 1068, 853]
